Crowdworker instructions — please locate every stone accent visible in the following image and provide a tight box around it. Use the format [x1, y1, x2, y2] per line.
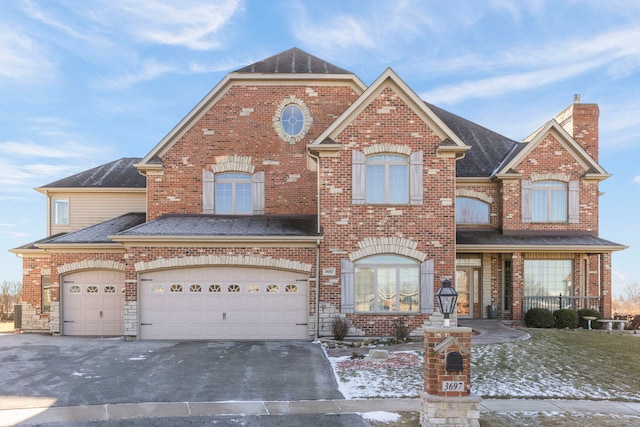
[419, 392, 481, 427]
[349, 236, 426, 262]
[530, 172, 570, 182]
[49, 301, 60, 334]
[58, 260, 126, 274]
[124, 301, 138, 338]
[363, 143, 411, 156]
[455, 188, 494, 204]
[364, 349, 389, 362]
[135, 255, 313, 273]
[18, 303, 50, 333]
[212, 154, 255, 174]
[317, 303, 364, 337]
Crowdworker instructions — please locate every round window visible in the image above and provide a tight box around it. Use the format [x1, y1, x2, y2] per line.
[273, 96, 313, 144]
[280, 105, 305, 137]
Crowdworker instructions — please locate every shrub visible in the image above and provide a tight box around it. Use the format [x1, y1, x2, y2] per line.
[554, 309, 579, 329]
[577, 308, 603, 329]
[331, 316, 350, 341]
[524, 308, 554, 328]
[393, 319, 409, 342]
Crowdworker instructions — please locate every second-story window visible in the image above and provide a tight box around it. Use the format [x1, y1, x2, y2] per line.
[53, 199, 69, 225]
[533, 181, 567, 222]
[215, 173, 252, 214]
[365, 155, 408, 204]
[456, 197, 490, 224]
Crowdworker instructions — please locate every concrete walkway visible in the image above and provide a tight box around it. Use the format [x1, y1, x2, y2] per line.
[3, 398, 640, 426]
[458, 319, 530, 345]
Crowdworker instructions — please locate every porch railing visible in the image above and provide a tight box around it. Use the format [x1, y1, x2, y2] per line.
[522, 294, 602, 316]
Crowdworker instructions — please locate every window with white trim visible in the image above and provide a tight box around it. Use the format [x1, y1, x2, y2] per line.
[456, 197, 490, 224]
[53, 199, 69, 225]
[522, 179, 579, 224]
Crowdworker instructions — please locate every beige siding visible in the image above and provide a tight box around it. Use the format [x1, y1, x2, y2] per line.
[50, 191, 146, 235]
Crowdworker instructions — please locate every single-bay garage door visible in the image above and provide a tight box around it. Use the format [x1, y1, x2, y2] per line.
[62, 270, 125, 336]
[139, 267, 309, 340]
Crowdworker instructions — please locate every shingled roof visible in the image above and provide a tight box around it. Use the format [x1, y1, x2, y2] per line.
[427, 103, 524, 178]
[235, 47, 352, 74]
[44, 213, 147, 244]
[39, 158, 145, 189]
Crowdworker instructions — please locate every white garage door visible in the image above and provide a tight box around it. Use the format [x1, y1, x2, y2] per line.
[139, 267, 309, 340]
[62, 270, 125, 336]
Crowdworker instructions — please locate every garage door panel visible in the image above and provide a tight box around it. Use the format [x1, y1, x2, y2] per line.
[62, 272, 124, 336]
[140, 267, 308, 340]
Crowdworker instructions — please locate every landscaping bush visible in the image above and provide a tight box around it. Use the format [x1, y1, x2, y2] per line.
[554, 309, 579, 329]
[524, 308, 554, 328]
[392, 319, 409, 342]
[577, 308, 603, 329]
[331, 316, 350, 341]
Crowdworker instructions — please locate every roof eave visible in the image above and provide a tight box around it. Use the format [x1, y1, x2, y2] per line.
[109, 235, 324, 244]
[456, 243, 628, 253]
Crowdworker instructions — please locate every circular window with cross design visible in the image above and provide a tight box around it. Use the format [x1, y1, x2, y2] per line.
[273, 96, 313, 144]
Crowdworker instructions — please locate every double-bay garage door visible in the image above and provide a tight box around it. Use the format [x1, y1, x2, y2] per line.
[62, 270, 125, 336]
[139, 267, 308, 340]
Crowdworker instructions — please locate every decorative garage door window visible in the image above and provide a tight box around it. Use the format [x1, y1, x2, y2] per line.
[190, 284, 202, 293]
[266, 284, 279, 293]
[104, 285, 116, 293]
[285, 284, 298, 293]
[170, 284, 183, 293]
[247, 285, 260, 293]
[69, 285, 81, 293]
[209, 284, 221, 293]
[87, 285, 99, 293]
[228, 284, 240, 293]
[150, 284, 164, 293]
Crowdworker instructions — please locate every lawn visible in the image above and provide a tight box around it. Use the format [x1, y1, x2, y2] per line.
[329, 329, 640, 426]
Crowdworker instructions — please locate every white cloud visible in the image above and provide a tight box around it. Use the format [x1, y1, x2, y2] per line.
[634, 176, 640, 185]
[99, 58, 181, 89]
[0, 25, 55, 83]
[0, 231, 30, 239]
[0, 141, 83, 159]
[103, 0, 242, 50]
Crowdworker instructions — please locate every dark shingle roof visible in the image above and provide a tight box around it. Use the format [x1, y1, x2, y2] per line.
[427, 103, 524, 178]
[40, 158, 145, 188]
[116, 215, 319, 237]
[235, 47, 352, 74]
[457, 230, 625, 249]
[46, 213, 146, 244]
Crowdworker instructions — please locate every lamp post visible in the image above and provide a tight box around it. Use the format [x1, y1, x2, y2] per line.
[436, 278, 458, 328]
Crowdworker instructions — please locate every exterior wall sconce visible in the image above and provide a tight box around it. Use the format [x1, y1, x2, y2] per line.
[436, 278, 458, 327]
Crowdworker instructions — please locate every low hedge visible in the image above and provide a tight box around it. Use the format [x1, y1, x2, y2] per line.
[524, 308, 554, 328]
[554, 309, 579, 329]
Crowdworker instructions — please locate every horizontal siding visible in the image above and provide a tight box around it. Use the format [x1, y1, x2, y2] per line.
[50, 192, 146, 235]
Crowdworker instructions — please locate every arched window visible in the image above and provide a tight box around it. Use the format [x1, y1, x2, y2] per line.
[456, 197, 490, 224]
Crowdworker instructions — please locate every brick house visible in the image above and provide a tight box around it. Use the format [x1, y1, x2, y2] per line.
[11, 48, 625, 339]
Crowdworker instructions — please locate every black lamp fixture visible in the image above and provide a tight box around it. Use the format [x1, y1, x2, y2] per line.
[436, 278, 458, 327]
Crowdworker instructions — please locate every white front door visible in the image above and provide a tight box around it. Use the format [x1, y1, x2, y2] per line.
[139, 267, 309, 340]
[62, 270, 125, 336]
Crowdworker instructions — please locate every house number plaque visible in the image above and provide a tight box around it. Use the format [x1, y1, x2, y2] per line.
[442, 381, 465, 392]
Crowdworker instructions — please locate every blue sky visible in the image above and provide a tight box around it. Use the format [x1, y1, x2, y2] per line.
[1, 0, 638, 296]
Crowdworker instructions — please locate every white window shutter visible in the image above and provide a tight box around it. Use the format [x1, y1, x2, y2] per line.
[341, 259, 355, 313]
[352, 151, 366, 205]
[521, 180, 532, 223]
[420, 259, 434, 314]
[203, 170, 215, 214]
[252, 171, 265, 215]
[409, 150, 423, 205]
[568, 180, 579, 223]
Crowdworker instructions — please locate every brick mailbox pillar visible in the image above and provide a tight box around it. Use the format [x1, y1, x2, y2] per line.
[420, 326, 481, 427]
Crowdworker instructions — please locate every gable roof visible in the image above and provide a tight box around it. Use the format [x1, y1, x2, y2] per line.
[136, 48, 365, 169]
[37, 158, 145, 190]
[309, 68, 469, 156]
[234, 47, 352, 74]
[41, 213, 147, 245]
[495, 119, 609, 179]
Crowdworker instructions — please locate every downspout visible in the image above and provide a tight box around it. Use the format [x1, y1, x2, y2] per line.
[308, 151, 321, 340]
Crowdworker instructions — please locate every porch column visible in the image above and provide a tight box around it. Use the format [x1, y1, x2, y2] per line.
[511, 252, 524, 320]
[601, 252, 612, 318]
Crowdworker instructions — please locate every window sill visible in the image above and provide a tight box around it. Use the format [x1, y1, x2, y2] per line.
[354, 311, 421, 316]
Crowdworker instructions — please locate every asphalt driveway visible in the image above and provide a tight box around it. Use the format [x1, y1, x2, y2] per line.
[0, 334, 343, 410]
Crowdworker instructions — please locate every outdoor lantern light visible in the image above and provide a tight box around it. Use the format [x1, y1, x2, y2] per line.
[436, 278, 458, 327]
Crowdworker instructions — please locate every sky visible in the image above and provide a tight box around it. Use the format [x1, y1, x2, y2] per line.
[0, 0, 638, 297]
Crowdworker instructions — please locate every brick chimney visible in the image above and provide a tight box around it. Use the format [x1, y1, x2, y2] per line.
[555, 94, 599, 161]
